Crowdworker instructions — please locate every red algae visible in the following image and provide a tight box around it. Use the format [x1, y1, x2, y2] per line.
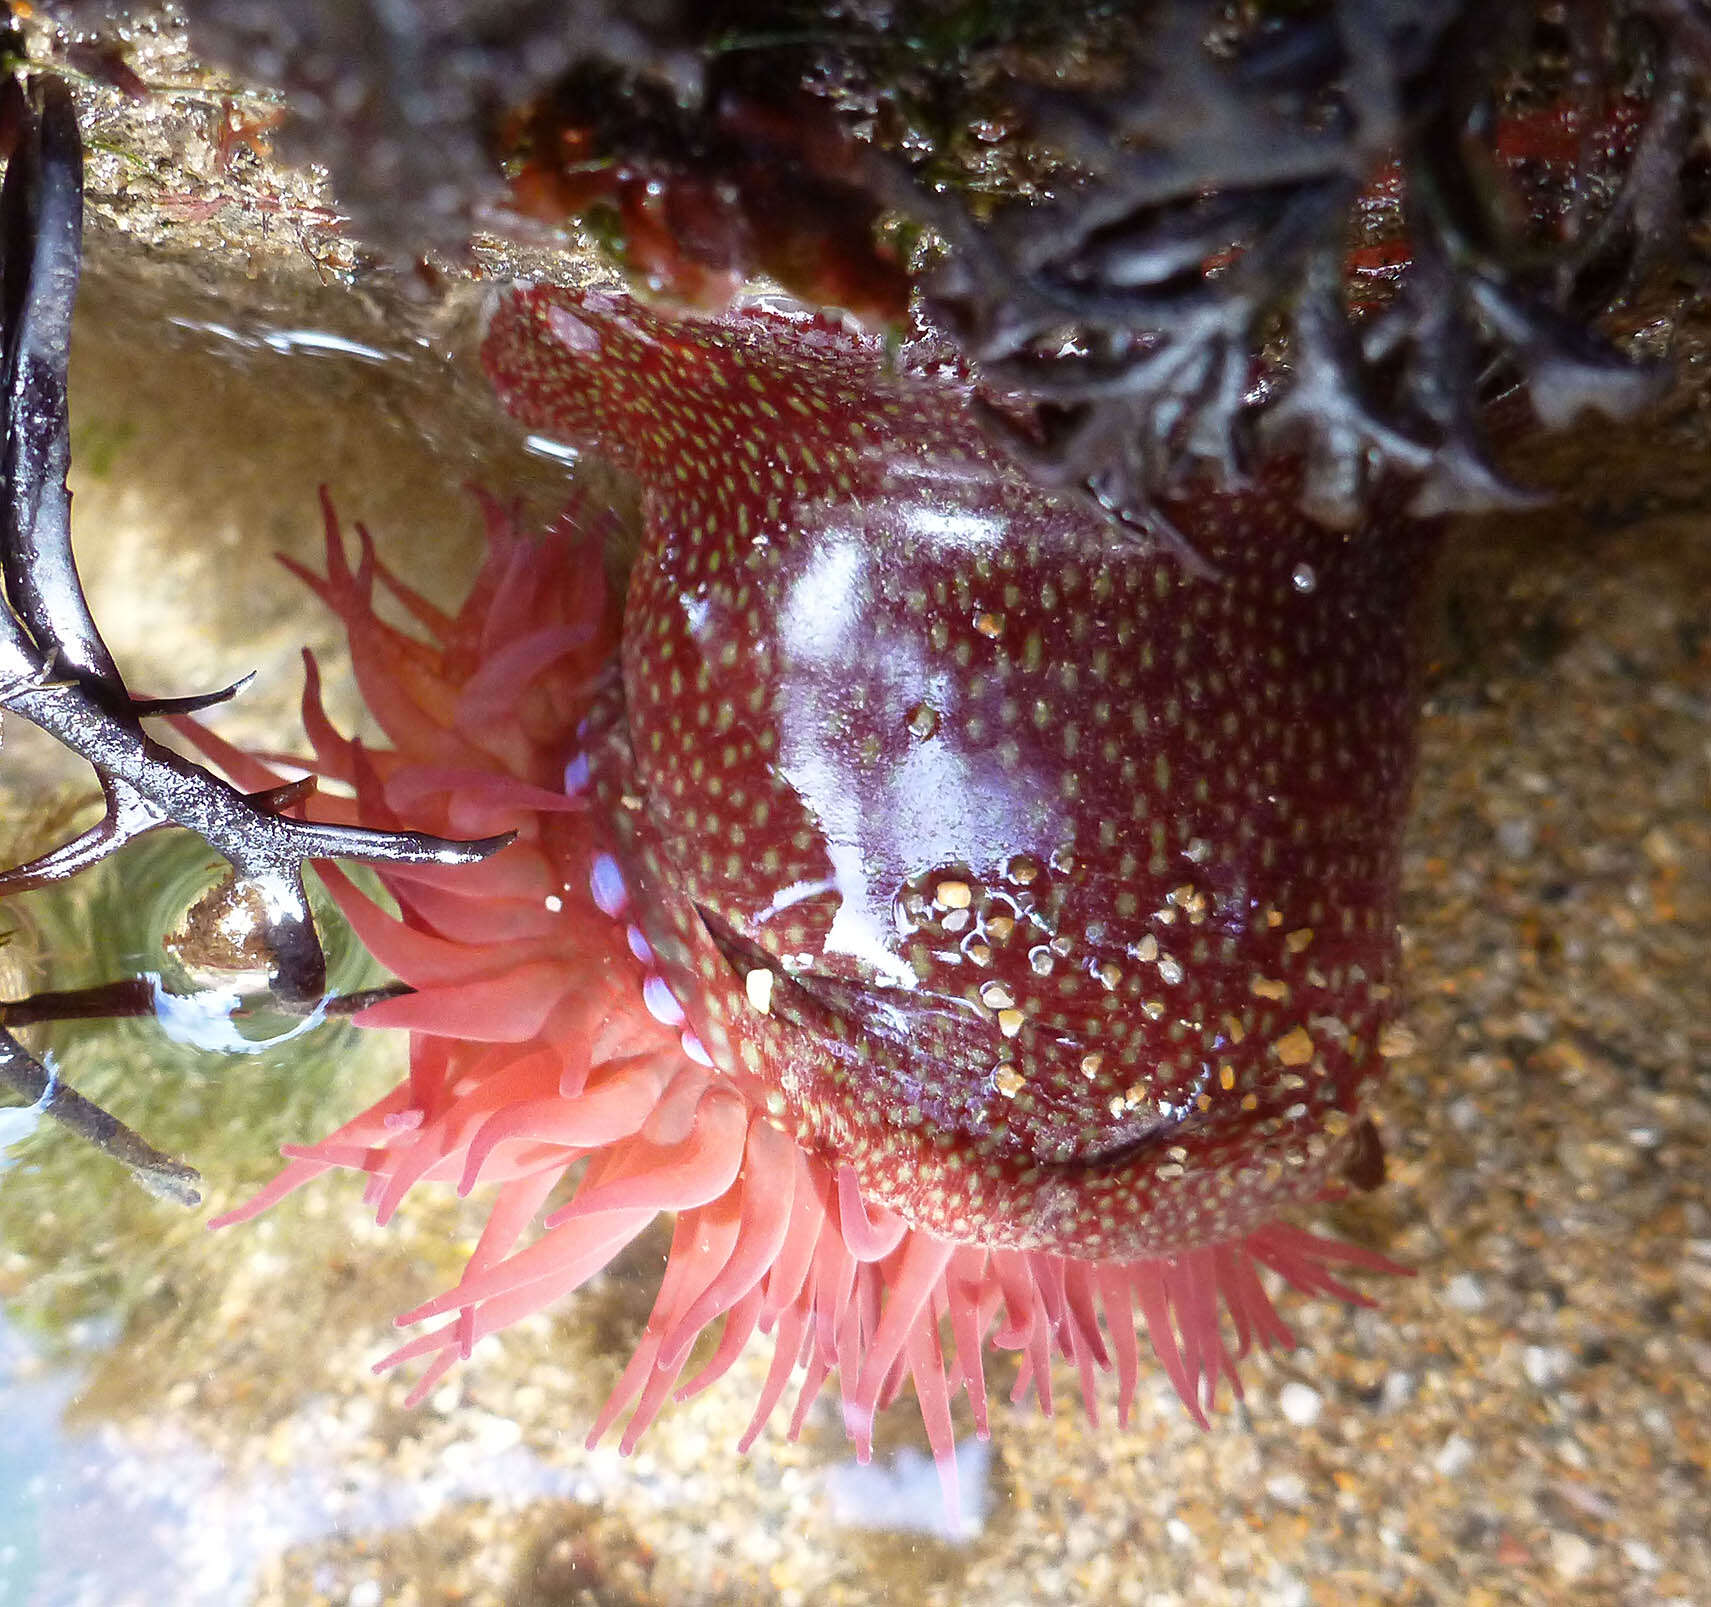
[193, 289, 1437, 1508]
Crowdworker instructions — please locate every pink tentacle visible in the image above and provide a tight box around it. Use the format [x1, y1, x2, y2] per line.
[544, 1082, 747, 1223]
[676, 1283, 764, 1402]
[393, 1204, 656, 1327]
[459, 1052, 676, 1191]
[843, 1231, 955, 1460]
[355, 960, 569, 1043]
[659, 1116, 797, 1369]
[834, 1164, 908, 1262]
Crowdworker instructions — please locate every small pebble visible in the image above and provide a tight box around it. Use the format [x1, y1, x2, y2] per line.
[1444, 1272, 1487, 1312]
[1277, 1381, 1322, 1428]
[1523, 1344, 1573, 1389]
[1495, 816, 1537, 858]
[1549, 1530, 1596, 1583]
[1381, 1370, 1416, 1412]
[1434, 1435, 1474, 1478]
[1623, 1539, 1662, 1572]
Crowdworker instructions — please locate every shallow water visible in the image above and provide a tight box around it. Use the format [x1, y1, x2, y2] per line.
[0, 246, 1708, 1607]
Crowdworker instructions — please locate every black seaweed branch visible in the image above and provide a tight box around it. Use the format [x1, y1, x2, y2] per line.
[0, 76, 510, 1202]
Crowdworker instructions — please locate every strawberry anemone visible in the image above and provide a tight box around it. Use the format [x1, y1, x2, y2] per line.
[187, 489, 1401, 1512]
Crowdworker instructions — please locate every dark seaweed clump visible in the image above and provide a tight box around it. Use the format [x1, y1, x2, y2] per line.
[885, 0, 1710, 545]
[170, 0, 1711, 549]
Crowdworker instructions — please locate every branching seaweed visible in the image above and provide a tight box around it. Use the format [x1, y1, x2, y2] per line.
[886, 0, 1704, 538]
[0, 77, 509, 1202]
